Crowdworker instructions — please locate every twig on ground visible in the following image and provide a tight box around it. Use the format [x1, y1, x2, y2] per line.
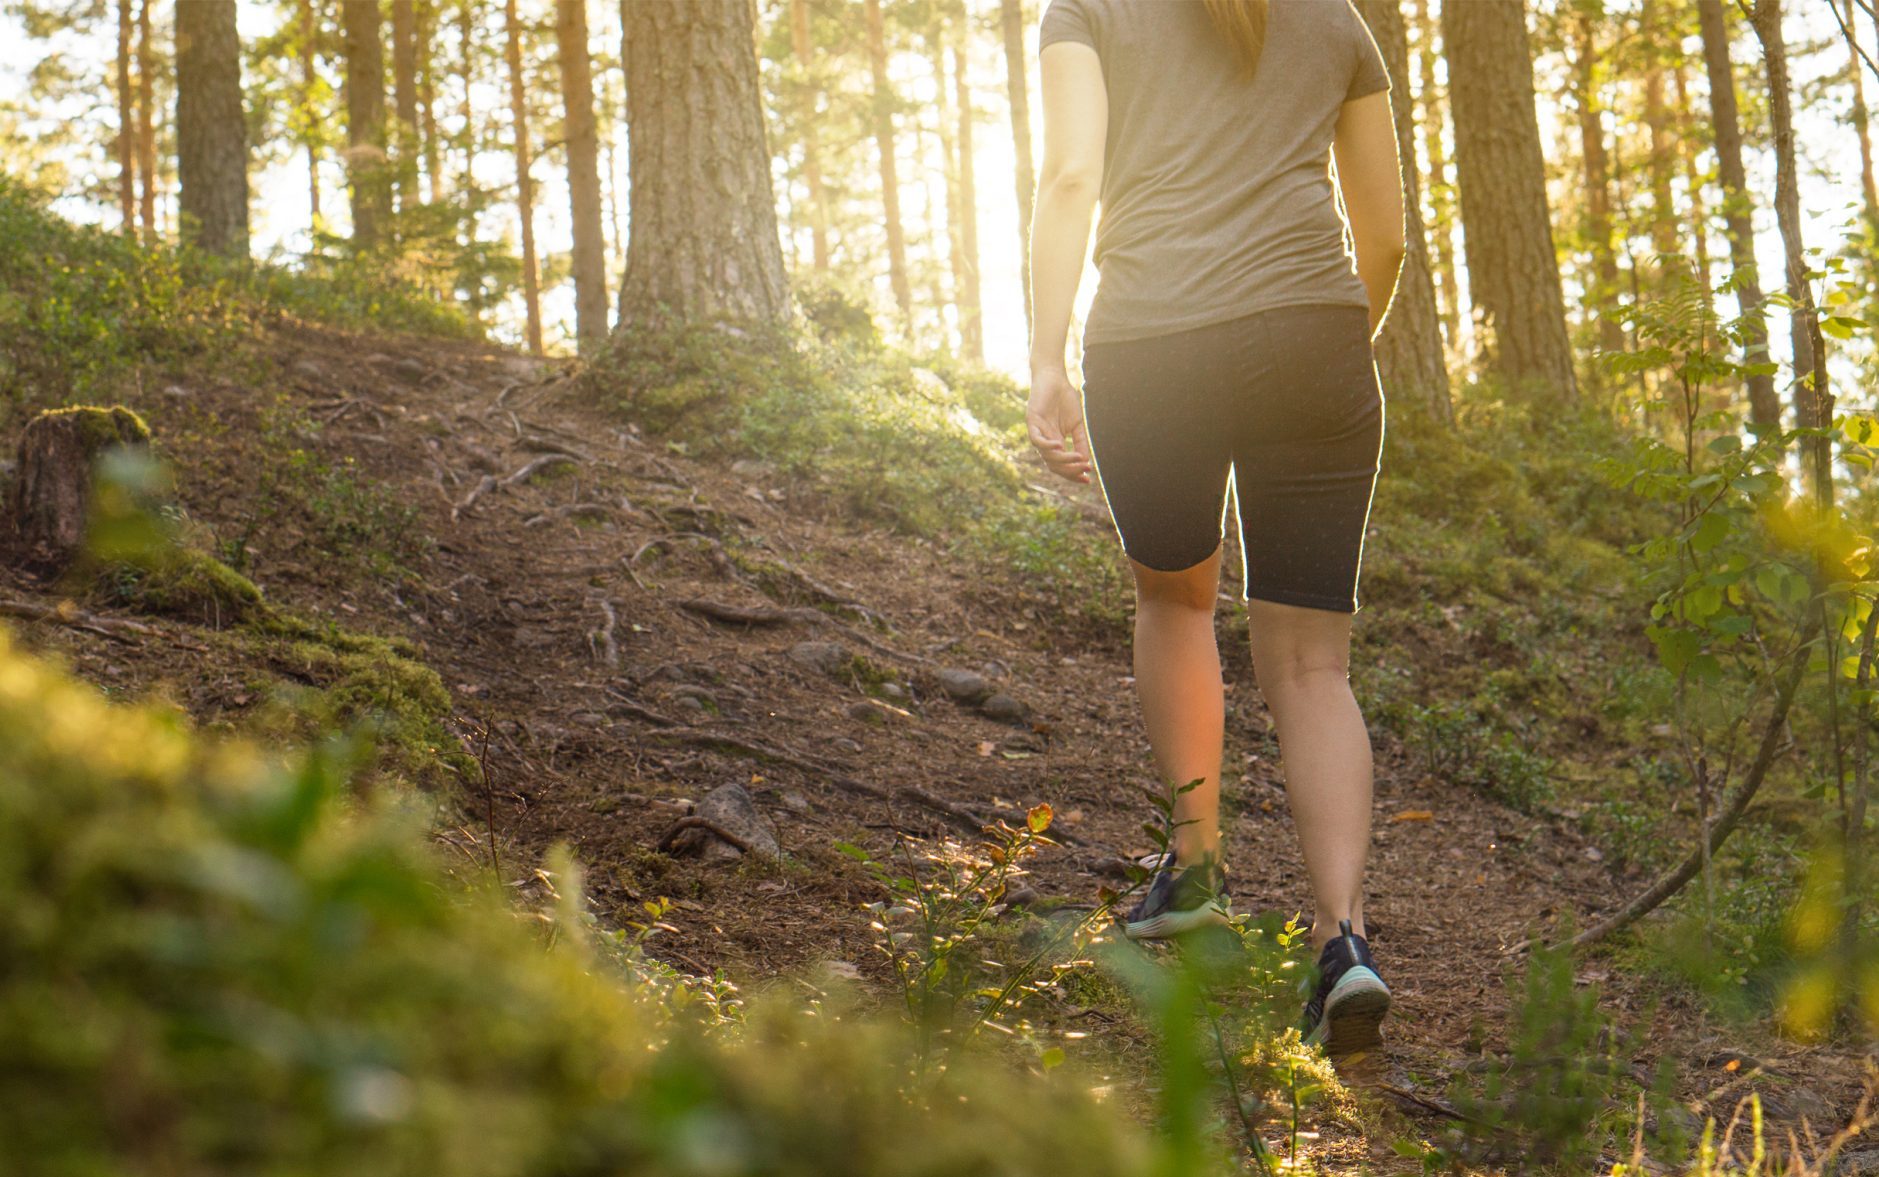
[0, 598, 159, 643]
[680, 597, 933, 669]
[656, 815, 755, 855]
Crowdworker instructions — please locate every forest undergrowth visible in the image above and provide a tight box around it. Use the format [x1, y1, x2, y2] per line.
[0, 185, 1874, 1174]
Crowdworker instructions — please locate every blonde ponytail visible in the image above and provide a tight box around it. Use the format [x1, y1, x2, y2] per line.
[1202, 0, 1270, 81]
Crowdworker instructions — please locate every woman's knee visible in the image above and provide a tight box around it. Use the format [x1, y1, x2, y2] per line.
[1246, 599, 1352, 692]
[1131, 549, 1222, 613]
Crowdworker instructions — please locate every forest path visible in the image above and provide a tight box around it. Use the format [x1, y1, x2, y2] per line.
[3, 323, 1866, 1167]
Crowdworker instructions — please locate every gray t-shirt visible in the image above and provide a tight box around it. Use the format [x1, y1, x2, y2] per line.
[1039, 0, 1390, 345]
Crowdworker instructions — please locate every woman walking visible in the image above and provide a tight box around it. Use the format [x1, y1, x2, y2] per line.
[1026, 0, 1406, 1057]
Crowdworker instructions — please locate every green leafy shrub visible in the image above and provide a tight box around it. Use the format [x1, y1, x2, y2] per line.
[0, 626, 1175, 1177]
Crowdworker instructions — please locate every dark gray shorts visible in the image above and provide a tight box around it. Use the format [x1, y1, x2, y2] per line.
[1080, 303, 1385, 613]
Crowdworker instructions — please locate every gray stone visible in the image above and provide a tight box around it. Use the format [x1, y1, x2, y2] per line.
[879, 681, 906, 700]
[788, 640, 850, 676]
[981, 693, 1031, 724]
[672, 783, 779, 862]
[846, 700, 884, 724]
[937, 667, 993, 703]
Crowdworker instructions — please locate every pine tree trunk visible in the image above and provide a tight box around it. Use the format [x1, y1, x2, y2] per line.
[952, 42, 982, 362]
[1001, 0, 1034, 334]
[342, 0, 389, 249]
[1642, 1, 1678, 264]
[303, 0, 322, 223]
[614, 0, 789, 328]
[1673, 62, 1712, 294]
[1572, 10, 1625, 359]
[1353, 0, 1450, 424]
[790, 0, 830, 272]
[1847, 0, 1879, 225]
[1412, 0, 1458, 346]
[392, 0, 419, 211]
[116, 0, 136, 234]
[931, 30, 964, 348]
[176, 0, 250, 259]
[865, 0, 912, 325]
[417, 0, 440, 203]
[505, 0, 543, 355]
[136, 0, 156, 242]
[1698, 0, 1779, 431]
[9, 407, 152, 571]
[1442, 0, 1577, 402]
[555, 0, 609, 354]
[1749, 0, 1829, 468]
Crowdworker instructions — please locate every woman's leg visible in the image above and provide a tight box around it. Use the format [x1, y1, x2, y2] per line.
[1246, 598, 1372, 951]
[1130, 549, 1225, 867]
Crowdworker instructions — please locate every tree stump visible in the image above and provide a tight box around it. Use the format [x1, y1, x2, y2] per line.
[8, 406, 151, 570]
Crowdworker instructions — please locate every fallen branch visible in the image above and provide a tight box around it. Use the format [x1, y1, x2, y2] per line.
[451, 454, 582, 521]
[680, 597, 933, 669]
[525, 502, 615, 527]
[590, 599, 621, 669]
[0, 598, 159, 643]
[1509, 628, 1817, 954]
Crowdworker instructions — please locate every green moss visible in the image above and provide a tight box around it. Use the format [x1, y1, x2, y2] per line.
[95, 545, 264, 624]
[35, 402, 152, 448]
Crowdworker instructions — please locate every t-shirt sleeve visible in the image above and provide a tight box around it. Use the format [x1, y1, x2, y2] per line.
[1038, 0, 1098, 54]
[1345, 2, 1392, 101]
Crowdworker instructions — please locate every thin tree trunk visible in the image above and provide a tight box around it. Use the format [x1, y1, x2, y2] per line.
[505, 0, 543, 355]
[1848, 0, 1879, 225]
[1442, 0, 1578, 401]
[1412, 0, 1458, 349]
[136, 0, 156, 242]
[865, 0, 912, 326]
[790, 0, 830, 272]
[116, 0, 136, 234]
[459, 0, 477, 217]
[1750, 0, 1831, 495]
[1642, 0, 1678, 264]
[555, 0, 609, 353]
[1674, 61, 1711, 293]
[1355, 0, 1450, 423]
[392, 0, 418, 210]
[952, 41, 982, 362]
[1572, 10, 1625, 359]
[342, 0, 389, 249]
[302, 0, 322, 224]
[614, 0, 789, 327]
[1001, 0, 1034, 334]
[931, 28, 964, 348]
[1697, 0, 1780, 432]
[176, 0, 250, 258]
[417, 0, 440, 202]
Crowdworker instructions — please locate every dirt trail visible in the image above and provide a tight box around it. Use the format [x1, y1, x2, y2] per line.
[4, 324, 1869, 1167]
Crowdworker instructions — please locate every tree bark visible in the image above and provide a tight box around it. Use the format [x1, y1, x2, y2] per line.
[1673, 61, 1712, 295]
[790, 0, 830, 272]
[1354, 0, 1450, 424]
[1750, 0, 1831, 499]
[931, 28, 964, 347]
[8, 407, 152, 572]
[555, 0, 609, 353]
[614, 0, 789, 327]
[1641, 0, 1678, 264]
[1847, 0, 1879, 225]
[116, 0, 136, 234]
[1697, 0, 1780, 432]
[302, 0, 322, 223]
[952, 41, 982, 362]
[1442, 0, 1577, 402]
[1412, 0, 1458, 347]
[505, 0, 543, 355]
[136, 0, 157, 242]
[865, 0, 912, 326]
[417, 0, 440, 203]
[1571, 9, 1625, 359]
[342, 0, 390, 249]
[176, 0, 250, 259]
[391, 0, 419, 210]
[1001, 0, 1034, 335]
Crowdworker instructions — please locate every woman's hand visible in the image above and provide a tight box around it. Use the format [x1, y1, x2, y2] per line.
[1027, 364, 1093, 484]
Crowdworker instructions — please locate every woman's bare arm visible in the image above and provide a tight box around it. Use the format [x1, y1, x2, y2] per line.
[1331, 90, 1406, 338]
[1026, 40, 1106, 484]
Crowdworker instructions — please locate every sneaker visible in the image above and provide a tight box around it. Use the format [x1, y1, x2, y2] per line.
[1300, 920, 1391, 1057]
[1121, 857, 1231, 940]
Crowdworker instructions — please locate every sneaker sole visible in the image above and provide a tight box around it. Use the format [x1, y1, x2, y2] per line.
[1309, 966, 1391, 1058]
[1123, 903, 1230, 940]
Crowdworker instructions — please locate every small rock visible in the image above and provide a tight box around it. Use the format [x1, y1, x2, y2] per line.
[880, 681, 906, 700]
[831, 737, 862, 753]
[291, 358, 325, 382]
[384, 355, 428, 382]
[669, 782, 780, 862]
[731, 458, 777, 479]
[937, 667, 994, 703]
[788, 640, 850, 676]
[1001, 885, 1041, 909]
[846, 700, 884, 724]
[780, 790, 812, 815]
[674, 696, 707, 716]
[980, 693, 1031, 724]
[570, 710, 608, 728]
